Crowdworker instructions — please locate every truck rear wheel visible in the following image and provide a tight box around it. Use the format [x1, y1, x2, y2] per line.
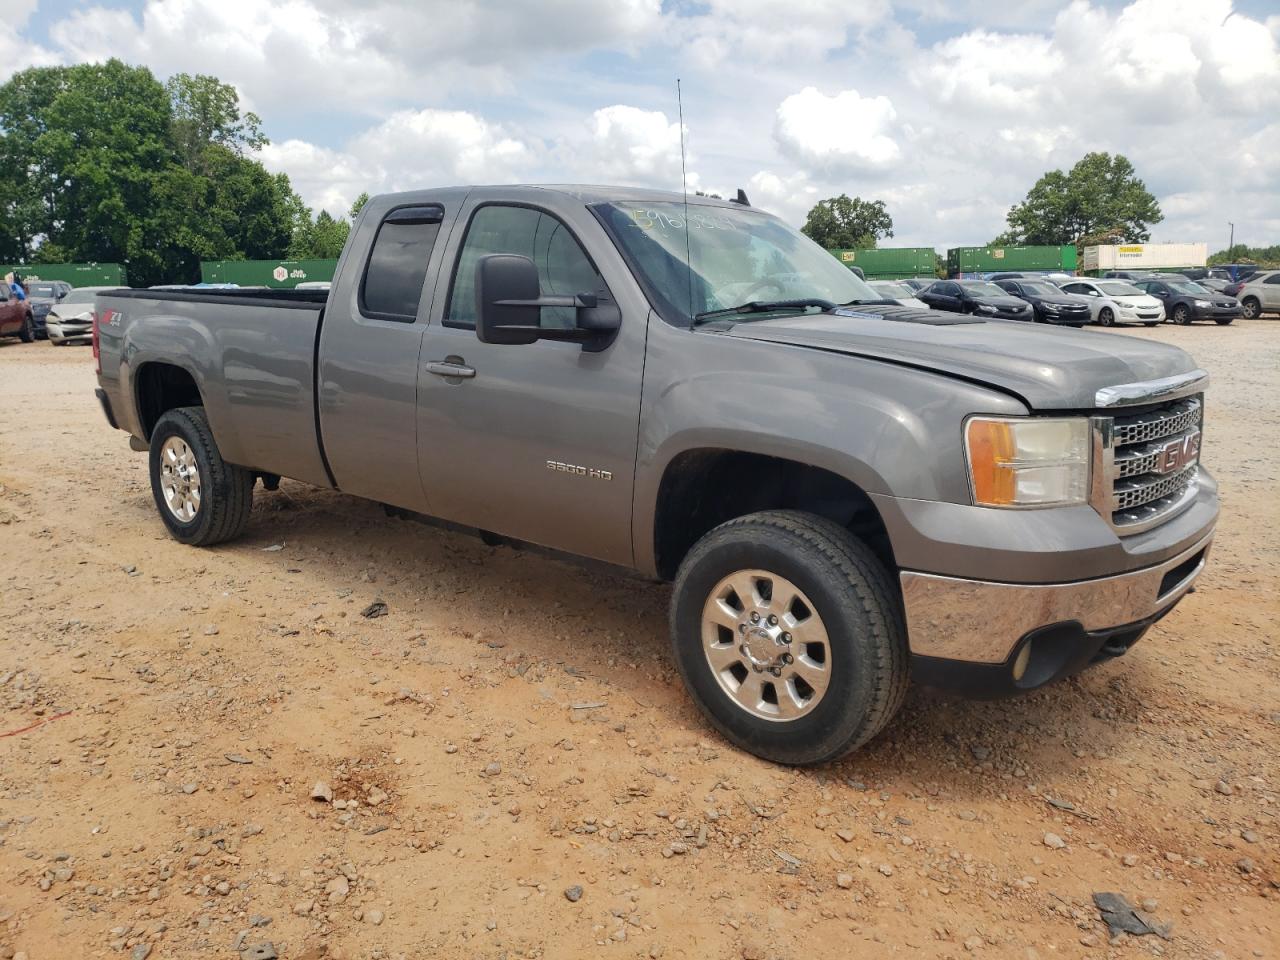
[17, 312, 34, 343]
[670, 510, 908, 765]
[149, 406, 254, 546]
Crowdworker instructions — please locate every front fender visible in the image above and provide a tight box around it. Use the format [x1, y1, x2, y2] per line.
[631, 324, 1028, 576]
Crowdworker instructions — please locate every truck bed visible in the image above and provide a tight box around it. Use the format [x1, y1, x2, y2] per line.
[97, 287, 333, 488]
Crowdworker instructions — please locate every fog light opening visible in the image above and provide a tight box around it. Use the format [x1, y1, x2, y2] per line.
[1011, 642, 1032, 683]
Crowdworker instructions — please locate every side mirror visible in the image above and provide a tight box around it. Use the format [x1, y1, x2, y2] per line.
[476, 254, 541, 345]
[475, 253, 622, 350]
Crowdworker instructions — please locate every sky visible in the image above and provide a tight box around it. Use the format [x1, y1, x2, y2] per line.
[3, 0, 1278, 252]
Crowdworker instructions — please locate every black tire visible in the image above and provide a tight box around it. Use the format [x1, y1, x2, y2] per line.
[670, 510, 908, 766]
[17, 312, 34, 343]
[1098, 307, 1115, 327]
[1214, 318, 1233, 326]
[149, 406, 254, 546]
[1172, 304, 1191, 325]
[1240, 297, 1261, 319]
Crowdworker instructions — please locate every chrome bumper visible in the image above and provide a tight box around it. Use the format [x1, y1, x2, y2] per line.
[900, 529, 1213, 663]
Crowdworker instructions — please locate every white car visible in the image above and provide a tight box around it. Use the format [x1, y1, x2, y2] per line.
[1234, 270, 1280, 319]
[46, 286, 118, 344]
[1058, 278, 1165, 327]
[868, 280, 929, 309]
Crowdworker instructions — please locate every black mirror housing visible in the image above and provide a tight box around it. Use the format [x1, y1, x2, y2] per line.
[476, 254, 541, 345]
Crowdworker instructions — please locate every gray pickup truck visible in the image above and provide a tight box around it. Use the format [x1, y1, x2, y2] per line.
[94, 186, 1217, 765]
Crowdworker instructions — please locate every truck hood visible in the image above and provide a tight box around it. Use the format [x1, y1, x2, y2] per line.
[722, 305, 1200, 410]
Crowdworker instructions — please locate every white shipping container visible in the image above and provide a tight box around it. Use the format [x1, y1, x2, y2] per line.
[1083, 243, 1208, 271]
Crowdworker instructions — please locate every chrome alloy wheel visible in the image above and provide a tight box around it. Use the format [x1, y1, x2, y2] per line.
[701, 570, 831, 722]
[159, 436, 202, 522]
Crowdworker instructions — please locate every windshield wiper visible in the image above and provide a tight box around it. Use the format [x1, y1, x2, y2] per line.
[692, 298, 835, 326]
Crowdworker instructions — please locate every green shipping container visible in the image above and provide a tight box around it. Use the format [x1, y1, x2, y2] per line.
[828, 247, 937, 279]
[4, 262, 126, 287]
[201, 258, 338, 288]
[946, 245, 1077, 277]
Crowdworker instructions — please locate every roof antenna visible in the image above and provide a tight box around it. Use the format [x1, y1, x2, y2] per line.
[677, 77, 695, 324]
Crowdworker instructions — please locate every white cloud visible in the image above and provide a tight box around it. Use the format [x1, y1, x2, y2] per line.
[578, 106, 688, 187]
[0, 0, 60, 80]
[683, 0, 891, 68]
[774, 87, 901, 177]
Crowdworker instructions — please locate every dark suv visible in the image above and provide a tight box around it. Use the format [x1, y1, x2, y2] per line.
[994, 278, 1090, 326]
[918, 280, 1032, 320]
[1135, 278, 1240, 325]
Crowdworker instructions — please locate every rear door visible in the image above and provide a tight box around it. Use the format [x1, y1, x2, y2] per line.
[317, 194, 463, 511]
[922, 282, 961, 311]
[1261, 273, 1280, 309]
[415, 194, 647, 566]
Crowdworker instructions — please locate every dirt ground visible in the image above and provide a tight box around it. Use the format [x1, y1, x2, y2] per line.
[0, 320, 1276, 960]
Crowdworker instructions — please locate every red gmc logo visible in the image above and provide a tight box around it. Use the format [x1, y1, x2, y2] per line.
[1156, 432, 1200, 474]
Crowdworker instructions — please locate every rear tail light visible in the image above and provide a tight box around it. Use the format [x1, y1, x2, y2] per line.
[91, 309, 102, 373]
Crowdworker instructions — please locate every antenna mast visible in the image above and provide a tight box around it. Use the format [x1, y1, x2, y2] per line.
[677, 78, 694, 321]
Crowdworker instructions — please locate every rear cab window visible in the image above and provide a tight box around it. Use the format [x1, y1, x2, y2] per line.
[359, 204, 445, 322]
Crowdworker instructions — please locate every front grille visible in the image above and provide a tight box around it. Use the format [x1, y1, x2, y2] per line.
[1098, 396, 1203, 533]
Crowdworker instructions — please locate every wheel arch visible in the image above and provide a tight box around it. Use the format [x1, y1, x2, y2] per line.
[133, 361, 206, 441]
[647, 446, 896, 582]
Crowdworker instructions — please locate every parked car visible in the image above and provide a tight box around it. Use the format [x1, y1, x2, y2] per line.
[917, 279, 1033, 319]
[0, 279, 37, 342]
[1197, 278, 1231, 293]
[1134, 278, 1240, 325]
[1232, 270, 1280, 318]
[993, 278, 1091, 326]
[1058, 278, 1165, 326]
[93, 184, 1218, 765]
[47, 286, 116, 344]
[899, 278, 936, 293]
[867, 280, 929, 309]
[24, 280, 71, 340]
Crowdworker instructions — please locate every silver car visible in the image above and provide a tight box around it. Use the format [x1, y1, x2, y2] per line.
[1235, 270, 1280, 318]
[868, 280, 930, 309]
[46, 286, 117, 344]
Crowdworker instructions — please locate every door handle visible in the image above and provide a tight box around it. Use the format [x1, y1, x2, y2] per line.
[426, 359, 476, 380]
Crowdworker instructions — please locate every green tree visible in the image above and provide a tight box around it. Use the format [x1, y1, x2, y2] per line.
[996, 152, 1162, 246]
[0, 60, 300, 286]
[349, 192, 370, 221]
[1207, 244, 1280, 266]
[801, 195, 894, 249]
[166, 73, 267, 175]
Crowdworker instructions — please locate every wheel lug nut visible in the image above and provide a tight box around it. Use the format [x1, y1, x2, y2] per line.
[782, 632, 792, 644]
[749, 612, 760, 624]
[767, 614, 778, 626]
[782, 653, 793, 664]
[770, 667, 782, 676]
[738, 623, 747, 633]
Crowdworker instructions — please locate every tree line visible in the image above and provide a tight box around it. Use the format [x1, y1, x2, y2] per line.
[0, 61, 358, 287]
[800, 152, 1166, 255]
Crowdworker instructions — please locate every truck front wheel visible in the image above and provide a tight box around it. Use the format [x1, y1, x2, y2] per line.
[670, 510, 908, 765]
[149, 407, 254, 546]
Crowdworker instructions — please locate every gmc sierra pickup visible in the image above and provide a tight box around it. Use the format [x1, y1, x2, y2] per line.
[94, 186, 1218, 765]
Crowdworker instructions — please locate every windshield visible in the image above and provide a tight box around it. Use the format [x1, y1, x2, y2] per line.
[1019, 282, 1058, 297]
[870, 282, 914, 299]
[1167, 281, 1209, 295]
[61, 289, 99, 304]
[29, 283, 58, 298]
[1097, 281, 1143, 296]
[594, 202, 881, 324]
[959, 281, 1007, 297]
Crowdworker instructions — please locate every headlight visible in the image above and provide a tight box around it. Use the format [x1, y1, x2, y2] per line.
[976, 303, 997, 313]
[1042, 303, 1061, 312]
[1194, 299, 1211, 307]
[965, 417, 1090, 507]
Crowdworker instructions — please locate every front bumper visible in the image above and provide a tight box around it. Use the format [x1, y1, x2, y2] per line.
[1117, 307, 1164, 323]
[1191, 305, 1241, 321]
[900, 528, 1211, 666]
[47, 320, 92, 342]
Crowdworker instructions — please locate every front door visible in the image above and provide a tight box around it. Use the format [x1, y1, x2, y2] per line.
[416, 198, 647, 566]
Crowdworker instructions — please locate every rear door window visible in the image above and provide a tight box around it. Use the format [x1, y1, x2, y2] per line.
[360, 205, 445, 322]
[446, 205, 606, 330]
